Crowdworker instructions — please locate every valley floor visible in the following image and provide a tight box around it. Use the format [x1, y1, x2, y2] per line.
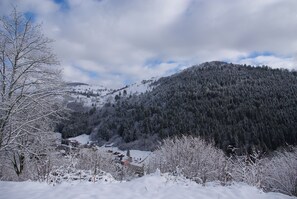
[0, 172, 295, 199]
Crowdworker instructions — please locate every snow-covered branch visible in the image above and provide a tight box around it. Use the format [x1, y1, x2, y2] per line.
[0, 7, 66, 177]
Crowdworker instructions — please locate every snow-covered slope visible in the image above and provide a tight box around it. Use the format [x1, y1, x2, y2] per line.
[67, 77, 158, 107]
[0, 172, 294, 199]
[66, 83, 113, 107]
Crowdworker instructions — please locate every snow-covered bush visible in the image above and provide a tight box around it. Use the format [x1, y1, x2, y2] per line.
[43, 147, 136, 183]
[148, 136, 227, 184]
[76, 148, 135, 181]
[230, 150, 265, 188]
[48, 167, 116, 184]
[0, 132, 59, 181]
[262, 148, 297, 196]
[0, 151, 55, 182]
[230, 147, 297, 197]
[76, 148, 115, 175]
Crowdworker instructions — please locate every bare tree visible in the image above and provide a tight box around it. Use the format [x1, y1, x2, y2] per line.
[0, 8, 65, 178]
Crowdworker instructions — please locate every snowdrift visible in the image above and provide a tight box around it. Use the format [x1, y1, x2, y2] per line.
[0, 172, 295, 199]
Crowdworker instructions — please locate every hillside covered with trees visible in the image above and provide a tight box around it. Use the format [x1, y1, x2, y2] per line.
[87, 61, 297, 153]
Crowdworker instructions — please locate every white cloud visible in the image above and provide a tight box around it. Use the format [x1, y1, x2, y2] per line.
[236, 55, 296, 70]
[1, 0, 297, 88]
[63, 64, 92, 84]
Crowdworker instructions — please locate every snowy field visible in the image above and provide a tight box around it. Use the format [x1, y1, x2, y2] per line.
[101, 146, 152, 164]
[68, 134, 152, 164]
[68, 77, 158, 107]
[68, 134, 90, 145]
[0, 173, 295, 199]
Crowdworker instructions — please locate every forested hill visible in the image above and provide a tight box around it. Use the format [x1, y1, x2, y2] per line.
[93, 62, 297, 153]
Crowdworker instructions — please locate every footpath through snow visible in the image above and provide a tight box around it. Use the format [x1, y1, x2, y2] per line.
[0, 172, 295, 199]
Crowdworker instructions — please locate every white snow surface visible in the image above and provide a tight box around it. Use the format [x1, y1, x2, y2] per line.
[100, 146, 152, 165]
[0, 173, 295, 199]
[102, 146, 151, 159]
[68, 77, 159, 107]
[68, 134, 90, 145]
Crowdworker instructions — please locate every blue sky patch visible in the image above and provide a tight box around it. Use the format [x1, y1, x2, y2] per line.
[53, 0, 70, 12]
[238, 51, 275, 61]
[236, 51, 292, 63]
[144, 58, 178, 68]
[24, 11, 36, 22]
[73, 65, 98, 79]
[124, 79, 133, 85]
[246, 51, 274, 58]
[144, 58, 163, 68]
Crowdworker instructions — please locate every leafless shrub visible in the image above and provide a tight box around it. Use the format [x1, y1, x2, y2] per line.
[148, 135, 227, 184]
[262, 148, 297, 196]
[230, 147, 297, 197]
[48, 147, 136, 183]
[230, 150, 265, 188]
[76, 148, 117, 176]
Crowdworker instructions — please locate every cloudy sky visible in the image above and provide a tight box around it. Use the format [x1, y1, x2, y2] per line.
[1, 0, 297, 88]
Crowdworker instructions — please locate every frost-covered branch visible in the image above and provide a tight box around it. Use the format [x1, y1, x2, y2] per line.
[0, 7, 66, 177]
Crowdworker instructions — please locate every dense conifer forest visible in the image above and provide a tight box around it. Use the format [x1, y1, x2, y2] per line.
[59, 61, 297, 153]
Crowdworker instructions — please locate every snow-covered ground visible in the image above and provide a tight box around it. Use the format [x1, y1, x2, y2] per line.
[68, 134, 90, 145]
[101, 146, 151, 160]
[0, 172, 294, 199]
[69, 84, 111, 96]
[100, 146, 152, 167]
[66, 134, 152, 167]
[67, 135, 151, 162]
[67, 77, 158, 107]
